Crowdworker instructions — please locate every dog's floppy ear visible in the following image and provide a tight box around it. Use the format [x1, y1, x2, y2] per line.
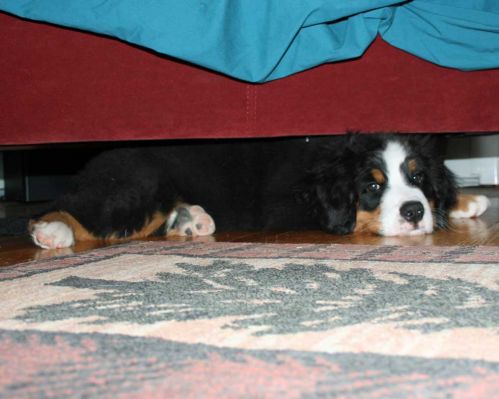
[409, 134, 458, 229]
[299, 145, 358, 234]
[431, 162, 458, 229]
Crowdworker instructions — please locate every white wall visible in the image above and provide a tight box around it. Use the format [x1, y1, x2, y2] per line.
[445, 134, 499, 186]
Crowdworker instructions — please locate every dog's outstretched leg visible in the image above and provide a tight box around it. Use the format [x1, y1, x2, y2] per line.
[450, 194, 490, 219]
[28, 202, 215, 249]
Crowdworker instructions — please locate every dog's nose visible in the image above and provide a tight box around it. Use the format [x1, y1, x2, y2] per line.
[400, 201, 425, 223]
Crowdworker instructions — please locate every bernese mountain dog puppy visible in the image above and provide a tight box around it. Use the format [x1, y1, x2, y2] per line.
[30, 134, 489, 249]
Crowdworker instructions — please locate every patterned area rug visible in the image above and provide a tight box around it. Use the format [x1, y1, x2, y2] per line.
[1, 241, 498, 398]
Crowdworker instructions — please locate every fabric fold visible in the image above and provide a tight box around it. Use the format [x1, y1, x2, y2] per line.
[1, 0, 498, 82]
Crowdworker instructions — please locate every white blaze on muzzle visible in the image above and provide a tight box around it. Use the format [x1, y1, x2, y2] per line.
[379, 142, 433, 236]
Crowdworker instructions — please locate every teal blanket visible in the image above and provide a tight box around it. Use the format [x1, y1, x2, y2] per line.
[2, 0, 498, 82]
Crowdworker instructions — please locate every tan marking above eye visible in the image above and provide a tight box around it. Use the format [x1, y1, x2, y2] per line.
[407, 158, 418, 174]
[371, 168, 385, 184]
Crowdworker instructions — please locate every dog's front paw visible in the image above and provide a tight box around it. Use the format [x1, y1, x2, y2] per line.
[30, 221, 75, 249]
[450, 194, 490, 219]
[167, 204, 216, 236]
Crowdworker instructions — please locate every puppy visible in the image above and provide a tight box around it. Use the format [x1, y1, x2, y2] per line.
[30, 134, 489, 249]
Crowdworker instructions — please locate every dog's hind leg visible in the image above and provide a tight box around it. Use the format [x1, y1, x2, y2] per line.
[30, 204, 215, 249]
[30, 208, 174, 249]
[29, 211, 95, 249]
[166, 204, 216, 237]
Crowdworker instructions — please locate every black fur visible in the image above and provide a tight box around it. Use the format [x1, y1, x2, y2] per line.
[48, 134, 458, 237]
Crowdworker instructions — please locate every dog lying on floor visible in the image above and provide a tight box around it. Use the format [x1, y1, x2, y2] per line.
[30, 134, 489, 249]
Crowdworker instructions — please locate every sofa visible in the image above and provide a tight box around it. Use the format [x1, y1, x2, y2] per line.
[1, 11, 499, 148]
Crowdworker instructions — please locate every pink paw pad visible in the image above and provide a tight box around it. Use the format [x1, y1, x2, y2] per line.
[167, 205, 216, 237]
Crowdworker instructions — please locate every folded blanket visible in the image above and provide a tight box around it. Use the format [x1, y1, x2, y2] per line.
[1, 0, 498, 82]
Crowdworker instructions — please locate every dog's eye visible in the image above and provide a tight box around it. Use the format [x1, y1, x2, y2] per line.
[411, 173, 424, 185]
[367, 182, 381, 192]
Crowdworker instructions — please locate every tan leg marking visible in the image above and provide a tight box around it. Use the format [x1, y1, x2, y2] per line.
[31, 211, 97, 242]
[126, 212, 169, 239]
[31, 210, 170, 247]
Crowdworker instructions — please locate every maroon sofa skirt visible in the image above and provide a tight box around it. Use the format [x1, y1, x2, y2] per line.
[1, 12, 499, 146]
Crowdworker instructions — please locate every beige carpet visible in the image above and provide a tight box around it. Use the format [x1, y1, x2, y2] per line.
[1, 241, 498, 398]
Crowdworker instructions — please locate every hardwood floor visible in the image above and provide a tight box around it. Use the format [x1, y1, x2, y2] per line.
[0, 188, 497, 267]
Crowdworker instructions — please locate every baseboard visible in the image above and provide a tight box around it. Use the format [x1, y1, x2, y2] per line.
[445, 157, 499, 187]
